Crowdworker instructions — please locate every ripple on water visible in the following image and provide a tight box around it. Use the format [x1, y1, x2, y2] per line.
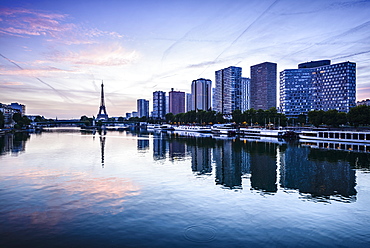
[183, 225, 217, 243]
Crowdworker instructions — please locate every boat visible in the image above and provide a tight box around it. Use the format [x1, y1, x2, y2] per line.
[238, 128, 298, 139]
[173, 125, 212, 133]
[299, 130, 370, 144]
[146, 124, 161, 131]
[211, 124, 237, 136]
[159, 124, 175, 132]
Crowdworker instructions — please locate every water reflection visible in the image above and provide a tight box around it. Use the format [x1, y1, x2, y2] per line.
[280, 145, 357, 202]
[153, 132, 167, 160]
[148, 132, 364, 202]
[0, 133, 30, 156]
[1, 130, 367, 203]
[100, 136, 105, 168]
[249, 142, 278, 193]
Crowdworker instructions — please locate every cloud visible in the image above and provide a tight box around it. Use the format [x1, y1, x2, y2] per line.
[0, 7, 123, 44]
[0, 81, 24, 86]
[46, 44, 139, 66]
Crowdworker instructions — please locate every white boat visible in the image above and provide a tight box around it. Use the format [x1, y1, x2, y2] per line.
[299, 130, 370, 144]
[239, 128, 288, 138]
[159, 124, 175, 131]
[211, 124, 237, 136]
[146, 124, 161, 131]
[173, 125, 212, 133]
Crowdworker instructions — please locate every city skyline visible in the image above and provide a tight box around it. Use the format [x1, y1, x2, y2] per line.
[1, 0, 370, 118]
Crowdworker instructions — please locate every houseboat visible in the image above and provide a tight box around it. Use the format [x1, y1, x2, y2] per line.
[173, 125, 212, 133]
[211, 124, 237, 136]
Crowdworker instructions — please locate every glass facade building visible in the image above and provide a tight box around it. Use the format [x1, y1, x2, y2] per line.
[191, 78, 212, 111]
[250, 62, 277, 110]
[240, 77, 251, 112]
[137, 99, 149, 118]
[280, 61, 356, 118]
[153, 91, 166, 119]
[213, 66, 242, 114]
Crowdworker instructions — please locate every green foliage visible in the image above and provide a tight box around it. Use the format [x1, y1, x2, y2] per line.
[80, 115, 93, 126]
[308, 110, 325, 127]
[118, 116, 124, 122]
[34, 115, 45, 122]
[165, 113, 174, 122]
[347, 105, 370, 127]
[12, 113, 31, 129]
[308, 109, 349, 127]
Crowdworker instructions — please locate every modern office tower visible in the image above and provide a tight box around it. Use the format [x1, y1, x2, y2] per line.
[280, 60, 356, 118]
[153, 91, 166, 119]
[191, 78, 212, 111]
[131, 111, 138, 117]
[250, 62, 277, 110]
[166, 96, 169, 114]
[280, 69, 313, 118]
[126, 113, 132, 119]
[186, 93, 192, 112]
[169, 88, 185, 115]
[240, 77, 251, 112]
[137, 99, 149, 118]
[213, 66, 242, 114]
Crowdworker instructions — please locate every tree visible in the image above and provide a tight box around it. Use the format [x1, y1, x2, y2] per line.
[118, 116, 124, 122]
[215, 112, 225, 123]
[80, 115, 93, 126]
[34, 115, 44, 122]
[308, 110, 325, 127]
[165, 113, 174, 123]
[12, 113, 31, 129]
[347, 105, 370, 127]
[232, 109, 243, 124]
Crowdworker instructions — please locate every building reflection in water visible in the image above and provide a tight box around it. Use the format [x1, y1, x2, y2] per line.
[0, 133, 29, 156]
[186, 137, 213, 175]
[168, 137, 186, 161]
[249, 142, 278, 193]
[154, 133, 361, 202]
[214, 139, 243, 189]
[137, 139, 149, 151]
[153, 132, 167, 160]
[280, 145, 357, 202]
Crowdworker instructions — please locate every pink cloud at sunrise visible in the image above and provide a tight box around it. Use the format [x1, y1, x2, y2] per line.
[0, 0, 370, 118]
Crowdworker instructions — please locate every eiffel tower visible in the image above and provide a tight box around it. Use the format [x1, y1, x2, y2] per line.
[96, 81, 109, 121]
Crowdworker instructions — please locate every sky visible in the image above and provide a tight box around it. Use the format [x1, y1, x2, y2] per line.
[1, 0, 370, 119]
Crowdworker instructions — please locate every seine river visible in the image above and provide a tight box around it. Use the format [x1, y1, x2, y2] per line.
[1, 128, 370, 247]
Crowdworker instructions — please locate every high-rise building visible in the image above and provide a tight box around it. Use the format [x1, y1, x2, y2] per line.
[213, 66, 242, 114]
[186, 93, 192, 112]
[137, 99, 149, 118]
[153, 91, 166, 119]
[191, 78, 212, 111]
[169, 89, 185, 115]
[240, 77, 250, 112]
[280, 60, 356, 118]
[250, 62, 277, 110]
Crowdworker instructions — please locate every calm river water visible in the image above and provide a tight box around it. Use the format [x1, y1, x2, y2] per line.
[1, 128, 370, 247]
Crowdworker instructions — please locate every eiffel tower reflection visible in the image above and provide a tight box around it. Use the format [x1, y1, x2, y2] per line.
[97, 129, 107, 168]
